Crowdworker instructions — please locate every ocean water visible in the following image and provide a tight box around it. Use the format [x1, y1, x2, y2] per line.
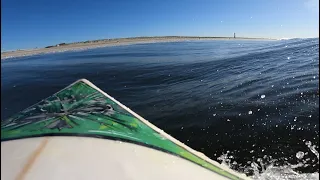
[1, 38, 319, 179]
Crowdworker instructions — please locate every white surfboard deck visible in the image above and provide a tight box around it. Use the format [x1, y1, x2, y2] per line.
[2, 136, 237, 180]
[1, 79, 251, 180]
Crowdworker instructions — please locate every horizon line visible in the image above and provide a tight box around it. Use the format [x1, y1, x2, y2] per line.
[2, 36, 319, 52]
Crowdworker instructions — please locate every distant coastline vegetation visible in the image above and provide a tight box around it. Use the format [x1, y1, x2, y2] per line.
[2, 36, 275, 60]
[44, 36, 266, 48]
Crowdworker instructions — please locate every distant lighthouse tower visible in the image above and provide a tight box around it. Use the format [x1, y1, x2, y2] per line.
[234, 33, 236, 38]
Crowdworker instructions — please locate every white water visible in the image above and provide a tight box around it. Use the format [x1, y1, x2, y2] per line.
[218, 141, 319, 180]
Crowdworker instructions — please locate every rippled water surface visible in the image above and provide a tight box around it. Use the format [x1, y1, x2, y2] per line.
[1, 38, 319, 179]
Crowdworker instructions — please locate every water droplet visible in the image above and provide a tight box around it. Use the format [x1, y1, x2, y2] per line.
[296, 151, 305, 159]
[248, 111, 253, 115]
[227, 119, 231, 122]
[287, 57, 290, 60]
[260, 95, 266, 99]
[294, 117, 297, 122]
[181, 126, 184, 130]
[271, 85, 274, 87]
[308, 115, 312, 118]
[213, 114, 216, 116]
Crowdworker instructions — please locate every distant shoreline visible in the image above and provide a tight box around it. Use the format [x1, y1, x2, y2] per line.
[1, 36, 276, 60]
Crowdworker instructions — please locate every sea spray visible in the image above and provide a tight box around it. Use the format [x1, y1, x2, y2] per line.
[217, 140, 319, 180]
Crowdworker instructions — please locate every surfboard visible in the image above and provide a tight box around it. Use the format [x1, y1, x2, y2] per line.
[1, 79, 250, 180]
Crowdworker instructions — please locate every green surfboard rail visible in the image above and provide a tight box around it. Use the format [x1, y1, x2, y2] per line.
[1, 79, 246, 180]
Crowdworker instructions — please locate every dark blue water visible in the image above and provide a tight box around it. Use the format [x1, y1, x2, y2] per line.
[1, 39, 319, 176]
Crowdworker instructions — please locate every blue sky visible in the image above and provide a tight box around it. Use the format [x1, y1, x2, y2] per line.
[1, 0, 319, 50]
